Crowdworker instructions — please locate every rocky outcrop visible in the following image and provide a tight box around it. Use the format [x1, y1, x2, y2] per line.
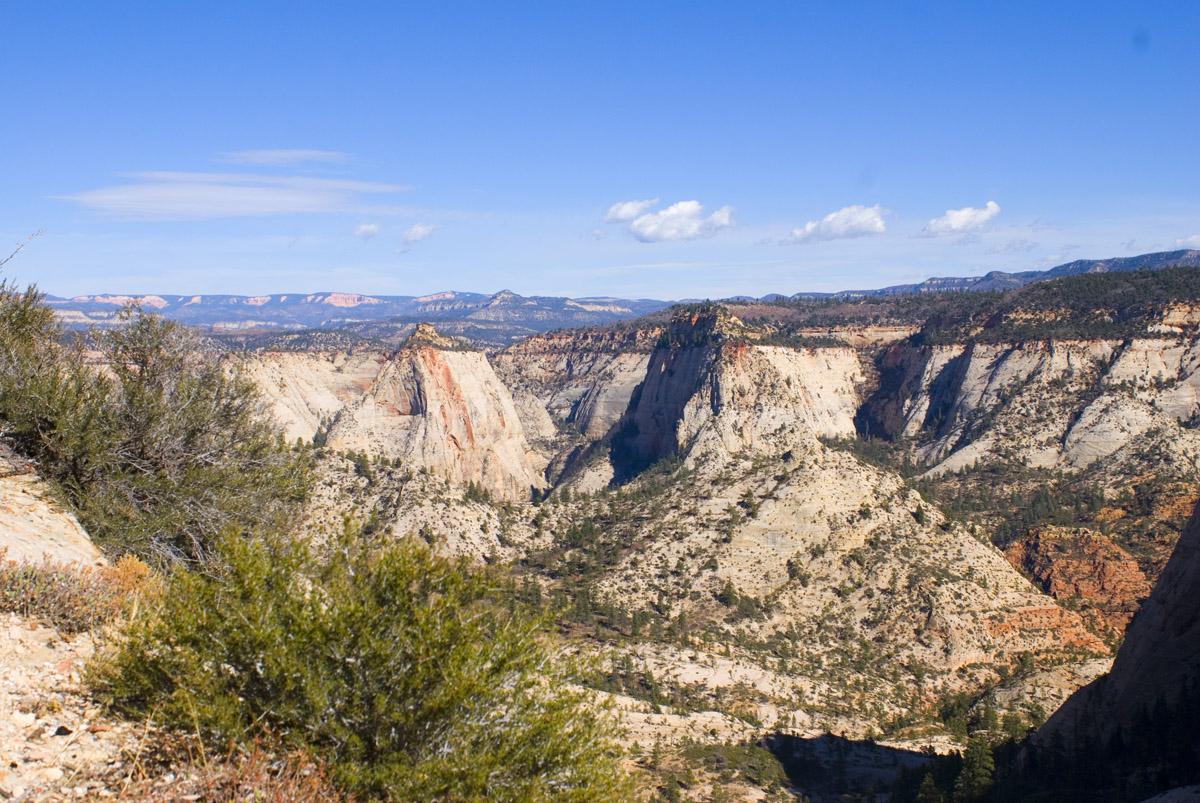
[246, 327, 550, 501]
[616, 336, 721, 470]
[613, 311, 864, 472]
[1039, 501, 1200, 744]
[492, 327, 659, 441]
[324, 334, 548, 501]
[857, 343, 966, 441]
[241, 348, 388, 442]
[1007, 526, 1152, 636]
[862, 335, 1200, 475]
[0, 459, 104, 568]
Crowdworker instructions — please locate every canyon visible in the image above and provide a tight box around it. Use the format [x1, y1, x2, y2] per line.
[7, 262, 1200, 800]
[235, 272, 1200, 753]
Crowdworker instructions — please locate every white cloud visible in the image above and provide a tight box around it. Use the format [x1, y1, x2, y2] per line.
[627, 201, 735, 243]
[1175, 234, 1200, 248]
[781, 204, 887, 245]
[922, 201, 1001, 236]
[604, 198, 659, 223]
[354, 223, 381, 241]
[58, 172, 411, 221]
[217, 149, 351, 166]
[985, 237, 1038, 254]
[401, 222, 438, 245]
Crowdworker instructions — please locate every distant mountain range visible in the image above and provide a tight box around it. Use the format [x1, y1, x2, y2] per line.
[46, 289, 671, 344]
[784, 248, 1200, 299]
[46, 249, 1200, 345]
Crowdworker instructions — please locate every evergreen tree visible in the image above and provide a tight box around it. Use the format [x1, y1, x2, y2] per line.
[955, 735, 995, 802]
[916, 773, 944, 803]
[983, 700, 1000, 731]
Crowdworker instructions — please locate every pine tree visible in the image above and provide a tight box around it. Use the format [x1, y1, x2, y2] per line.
[955, 735, 995, 802]
[916, 773, 944, 803]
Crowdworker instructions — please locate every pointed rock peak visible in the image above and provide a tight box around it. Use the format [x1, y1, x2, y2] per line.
[402, 323, 474, 351]
[485, 289, 531, 306]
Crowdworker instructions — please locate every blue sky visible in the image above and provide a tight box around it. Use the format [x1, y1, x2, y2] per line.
[4, 1, 1198, 300]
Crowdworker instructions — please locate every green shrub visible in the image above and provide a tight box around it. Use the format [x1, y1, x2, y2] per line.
[91, 530, 630, 802]
[681, 741, 790, 789]
[0, 288, 310, 566]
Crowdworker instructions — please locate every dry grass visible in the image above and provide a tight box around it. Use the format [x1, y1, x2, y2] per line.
[116, 736, 349, 802]
[0, 550, 161, 633]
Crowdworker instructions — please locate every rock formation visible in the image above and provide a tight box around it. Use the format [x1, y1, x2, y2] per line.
[241, 348, 388, 442]
[611, 309, 864, 474]
[246, 325, 551, 501]
[862, 336, 1200, 475]
[492, 327, 658, 441]
[240, 300, 1200, 738]
[0, 455, 104, 568]
[323, 326, 548, 501]
[1039, 501, 1200, 745]
[1006, 526, 1152, 636]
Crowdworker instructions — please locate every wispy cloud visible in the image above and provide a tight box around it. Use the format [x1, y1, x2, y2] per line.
[604, 198, 658, 223]
[985, 237, 1038, 254]
[354, 223, 381, 241]
[401, 222, 438, 245]
[781, 204, 887, 245]
[58, 172, 412, 221]
[1175, 234, 1200, 248]
[217, 149, 351, 166]
[626, 200, 735, 243]
[922, 201, 1001, 237]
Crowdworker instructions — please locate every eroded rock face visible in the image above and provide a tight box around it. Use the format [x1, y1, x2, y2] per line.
[245, 328, 550, 501]
[862, 336, 1200, 475]
[492, 328, 657, 441]
[1007, 526, 1152, 636]
[858, 343, 966, 441]
[325, 344, 548, 501]
[613, 311, 865, 473]
[1039, 501, 1200, 745]
[241, 349, 388, 442]
[676, 343, 864, 458]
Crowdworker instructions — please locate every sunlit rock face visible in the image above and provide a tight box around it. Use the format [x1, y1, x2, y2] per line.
[0, 464, 105, 568]
[861, 336, 1200, 474]
[248, 327, 548, 501]
[325, 342, 548, 501]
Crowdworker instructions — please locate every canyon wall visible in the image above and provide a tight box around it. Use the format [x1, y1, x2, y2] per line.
[861, 336, 1200, 476]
